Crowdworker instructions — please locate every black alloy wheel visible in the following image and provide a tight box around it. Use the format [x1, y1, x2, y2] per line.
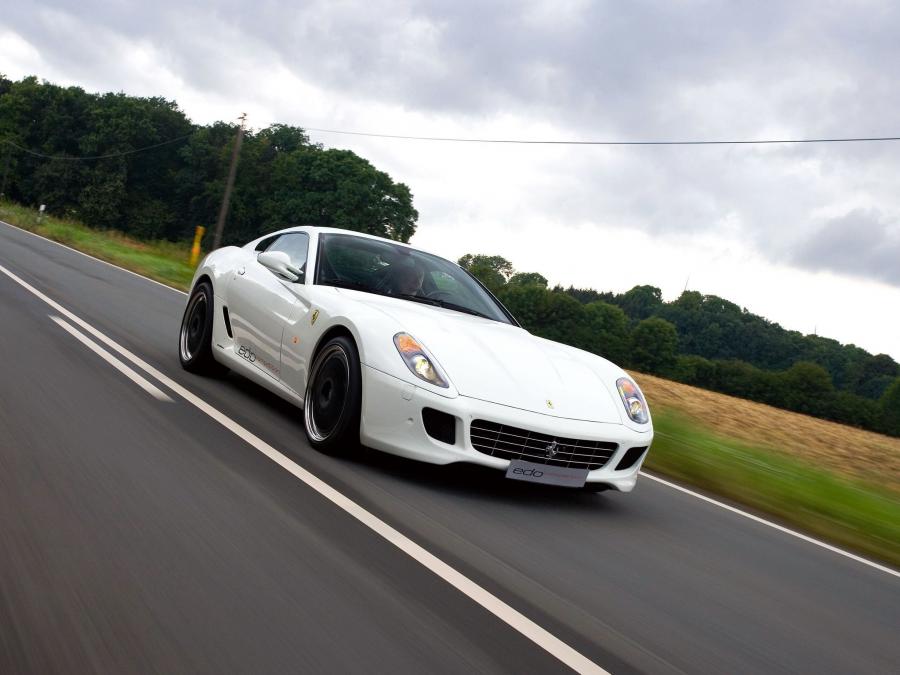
[304, 335, 362, 454]
[179, 281, 225, 375]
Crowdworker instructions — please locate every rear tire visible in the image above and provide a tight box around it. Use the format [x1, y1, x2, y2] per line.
[304, 336, 362, 455]
[179, 281, 226, 375]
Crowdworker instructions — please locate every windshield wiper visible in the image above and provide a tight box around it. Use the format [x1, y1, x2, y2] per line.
[433, 300, 493, 320]
[404, 295, 493, 319]
[398, 293, 492, 319]
[328, 282, 494, 320]
[328, 282, 431, 305]
[395, 293, 442, 307]
[325, 279, 373, 293]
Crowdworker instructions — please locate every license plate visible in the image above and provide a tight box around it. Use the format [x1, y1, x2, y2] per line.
[505, 460, 589, 488]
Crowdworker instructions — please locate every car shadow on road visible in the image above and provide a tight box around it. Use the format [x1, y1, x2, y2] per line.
[349, 449, 628, 512]
[219, 371, 628, 514]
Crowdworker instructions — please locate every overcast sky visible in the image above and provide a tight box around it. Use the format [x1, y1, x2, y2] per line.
[2, 1, 899, 359]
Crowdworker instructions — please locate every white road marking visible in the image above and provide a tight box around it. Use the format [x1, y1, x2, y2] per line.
[2, 221, 898, 583]
[639, 470, 900, 579]
[0, 261, 607, 674]
[48, 315, 173, 403]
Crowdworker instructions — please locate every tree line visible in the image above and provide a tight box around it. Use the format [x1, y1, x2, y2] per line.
[0, 76, 417, 245]
[458, 254, 900, 437]
[3, 76, 897, 436]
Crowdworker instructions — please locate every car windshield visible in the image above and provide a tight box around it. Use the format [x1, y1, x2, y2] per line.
[315, 233, 514, 324]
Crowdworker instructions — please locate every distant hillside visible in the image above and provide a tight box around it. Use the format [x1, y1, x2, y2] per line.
[638, 372, 900, 491]
[566, 283, 898, 399]
[458, 254, 900, 437]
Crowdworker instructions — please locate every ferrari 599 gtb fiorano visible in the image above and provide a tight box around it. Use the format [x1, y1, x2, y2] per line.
[179, 227, 653, 490]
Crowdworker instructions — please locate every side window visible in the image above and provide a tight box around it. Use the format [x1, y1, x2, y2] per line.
[255, 234, 281, 251]
[265, 233, 310, 269]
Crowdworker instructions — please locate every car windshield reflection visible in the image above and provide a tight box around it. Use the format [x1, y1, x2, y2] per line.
[315, 233, 513, 324]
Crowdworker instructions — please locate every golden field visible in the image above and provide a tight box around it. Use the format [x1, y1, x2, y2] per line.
[636, 372, 900, 492]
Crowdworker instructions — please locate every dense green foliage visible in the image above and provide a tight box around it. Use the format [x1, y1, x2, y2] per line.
[456, 254, 514, 292]
[629, 317, 679, 373]
[882, 379, 900, 436]
[0, 76, 417, 244]
[460, 254, 900, 437]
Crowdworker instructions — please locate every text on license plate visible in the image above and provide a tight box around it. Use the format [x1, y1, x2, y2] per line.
[505, 460, 589, 488]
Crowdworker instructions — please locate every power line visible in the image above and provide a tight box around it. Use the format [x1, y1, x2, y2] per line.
[0, 132, 195, 161]
[302, 126, 900, 146]
[6, 125, 899, 158]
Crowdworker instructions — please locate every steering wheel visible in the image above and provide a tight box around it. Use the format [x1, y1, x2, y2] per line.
[371, 266, 394, 293]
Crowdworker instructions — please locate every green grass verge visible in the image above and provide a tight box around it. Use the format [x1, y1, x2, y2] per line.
[0, 201, 197, 291]
[646, 408, 900, 568]
[2, 201, 898, 569]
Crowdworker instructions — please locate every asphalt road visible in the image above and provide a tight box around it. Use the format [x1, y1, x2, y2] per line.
[1, 221, 897, 674]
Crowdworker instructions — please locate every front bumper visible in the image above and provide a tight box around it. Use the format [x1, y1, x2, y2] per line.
[360, 365, 653, 492]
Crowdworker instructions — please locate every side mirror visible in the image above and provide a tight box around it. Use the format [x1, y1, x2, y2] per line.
[257, 251, 303, 283]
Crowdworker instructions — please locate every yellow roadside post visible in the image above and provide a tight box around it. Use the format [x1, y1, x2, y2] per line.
[190, 226, 206, 266]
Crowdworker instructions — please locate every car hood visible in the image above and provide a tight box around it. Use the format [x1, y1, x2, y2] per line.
[352, 292, 626, 424]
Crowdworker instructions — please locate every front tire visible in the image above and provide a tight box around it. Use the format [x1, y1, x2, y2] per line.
[304, 336, 362, 454]
[179, 281, 225, 375]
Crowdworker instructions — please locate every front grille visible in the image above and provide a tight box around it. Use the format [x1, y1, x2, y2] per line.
[470, 419, 618, 471]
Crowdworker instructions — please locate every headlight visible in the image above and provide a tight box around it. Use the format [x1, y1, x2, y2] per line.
[393, 333, 449, 388]
[616, 377, 649, 424]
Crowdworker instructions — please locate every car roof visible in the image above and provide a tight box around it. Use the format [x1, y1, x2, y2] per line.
[267, 225, 417, 250]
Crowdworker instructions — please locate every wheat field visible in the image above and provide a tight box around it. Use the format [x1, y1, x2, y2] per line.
[635, 372, 900, 492]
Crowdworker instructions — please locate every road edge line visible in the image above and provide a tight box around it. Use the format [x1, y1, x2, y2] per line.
[0, 262, 608, 675]
[0, 218, 188, 295]
[3, 218, 898, 580]
[639, 470, 899, 578]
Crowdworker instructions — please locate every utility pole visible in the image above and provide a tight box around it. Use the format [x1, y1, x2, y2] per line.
[212, 113, 247, 249]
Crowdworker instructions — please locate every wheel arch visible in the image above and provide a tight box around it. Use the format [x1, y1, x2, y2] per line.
[192, 273, 214, 292]
[311, 324, 360, 362]
[188, 245, 248, 302]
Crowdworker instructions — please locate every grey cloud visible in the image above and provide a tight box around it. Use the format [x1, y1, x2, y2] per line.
[3, 1, 900, 287]
[791, 209, 900, 287]
[8, 1, 900, 135]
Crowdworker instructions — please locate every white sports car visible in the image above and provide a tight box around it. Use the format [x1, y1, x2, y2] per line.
[179, 227, 653, 491]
